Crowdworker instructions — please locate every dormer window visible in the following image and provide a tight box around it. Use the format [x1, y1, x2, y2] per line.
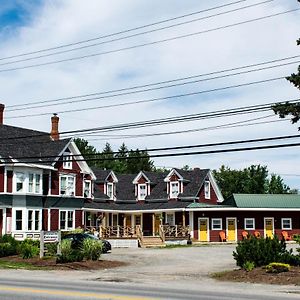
[204, 181, 210, 199]
[106, 182, 114, 200]
[138, 184, 147, 200]
[170, 182, 179, 198]
[63, 152, 72, 169]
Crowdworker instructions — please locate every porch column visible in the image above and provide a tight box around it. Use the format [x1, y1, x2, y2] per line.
[152, 214, 155, 237]
[182, 213, 186, 227]
[189, 211, 194, 239]
[123, 215, 127, 228]
[2, 208, 6, 236]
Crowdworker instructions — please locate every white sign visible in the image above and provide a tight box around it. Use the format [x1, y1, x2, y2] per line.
[43, 231, 59, 243]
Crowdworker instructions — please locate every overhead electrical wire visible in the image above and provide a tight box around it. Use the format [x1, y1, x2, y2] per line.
[0, 7, 298, 73]
[1, 97, 299, 142]
[6, 76, 287, 119]
[0, 0, 247, 61]
[6, 57, 300, 112]
[2, 133, 300, 161]
[0, 0, 272, 67]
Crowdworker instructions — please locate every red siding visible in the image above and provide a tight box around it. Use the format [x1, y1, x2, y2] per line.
[75, 210, 83, 228]
[7, 171, 12, 193]
[76, 174, 83, 197]
[50, 209, 59, 230]
[51, 171, 59, 195]
[192, 210, 300, 242]
[0, 167, 4, 192]
[137, 177, 147, 184]
[42, 209, 48, 231]
[198, 180, 218, 204]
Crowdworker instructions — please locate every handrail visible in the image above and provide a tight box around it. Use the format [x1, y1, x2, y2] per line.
[161, 225, 190, 238]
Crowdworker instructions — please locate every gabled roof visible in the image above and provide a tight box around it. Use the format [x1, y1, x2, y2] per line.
[224, 194, 300, 208]
[93, 169, 118, 183]
[0, 124, 71, 166]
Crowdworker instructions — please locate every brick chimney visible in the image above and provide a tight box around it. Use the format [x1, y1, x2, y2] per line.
[0, 103, 5, 125]
[50, 113, 60, 141]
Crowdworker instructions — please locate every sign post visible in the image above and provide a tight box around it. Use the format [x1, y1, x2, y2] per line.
[39, 230, 61, 258]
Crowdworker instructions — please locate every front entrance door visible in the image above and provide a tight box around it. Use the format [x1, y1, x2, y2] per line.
[154, 214, 161, 235]
[264, 218, 274, 238]
[198, 218, 209, 242]
[226, 218, 237, 242]
[125, 215, 131, 227]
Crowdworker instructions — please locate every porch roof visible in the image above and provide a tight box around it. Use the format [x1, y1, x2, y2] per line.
[84, 200, 191, 212]
[224, 194, 300, 208]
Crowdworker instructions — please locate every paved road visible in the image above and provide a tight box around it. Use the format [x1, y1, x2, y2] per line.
[0, 244, 299, 299]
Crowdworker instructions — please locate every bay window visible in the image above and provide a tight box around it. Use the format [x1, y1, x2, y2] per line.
[16, 172, 25, 192]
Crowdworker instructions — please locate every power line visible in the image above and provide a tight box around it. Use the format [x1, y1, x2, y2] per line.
[6, 76, 287, 119]
[1, 8, 298, 73]
[0, 1, 272, 67]
[0, 0, 247, 61]
[2, 97, 300, 141]
[2, 133, 300, 161]
[6, 58, 300, 112]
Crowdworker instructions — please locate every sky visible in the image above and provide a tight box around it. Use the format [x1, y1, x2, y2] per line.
[0, 0, 299, 189]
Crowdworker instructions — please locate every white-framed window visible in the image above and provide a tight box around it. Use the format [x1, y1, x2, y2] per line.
[170, 181, 179, 198]
[15, 210, 23, 231]
[60, 175, 75, 196]
[138, 184, 147, 200]
[62, 153, 72, 169]
[28, 173, 41, 194]
[281, 218, 292, 230]
[106, 183, 114, 199]
[35, 174, 41, 193]
[28, 210, 40, 231]
[204, 181, 211, 199]
[60, 210, 74, 230]
[16, 172, 25, 192]
[166, 213, 175, 225]
[212, 218, 222, 230]
[244, 218, 255, 230]
[84, 180, 91, 198]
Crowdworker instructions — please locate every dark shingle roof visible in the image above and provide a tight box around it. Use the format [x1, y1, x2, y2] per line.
[93, 169, 112, 183]
[0, 124, 70, 165]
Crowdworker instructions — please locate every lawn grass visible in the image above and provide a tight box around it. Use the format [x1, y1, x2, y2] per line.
[0, 260, 46, 270]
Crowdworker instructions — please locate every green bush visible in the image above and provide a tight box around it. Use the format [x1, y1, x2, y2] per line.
[56, 239, 83, 263]
[233, 235, 289, 268]
[242, 261, 255, 272]
[0, 242, 17, 257]
[45, 243, 58, 256]
[81, 239, 102, 261]
[18, 239, 40, 259]
[266, 262, 290, 273]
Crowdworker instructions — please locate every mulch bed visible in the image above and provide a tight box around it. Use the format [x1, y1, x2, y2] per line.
[214, 267, 300, 285]
[0, 256, 127, 270]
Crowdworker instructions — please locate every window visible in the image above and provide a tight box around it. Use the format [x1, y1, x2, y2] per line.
[138, 184, 147, 200]
[166, 213, 175, 225]
[15, 210, 22, 230]
[16, 172, 25, 192]
[84, 180, 91, 198]
[204, 181, 210, 199]
[35, 174, 41, 193]
[60, 175, 75, 196]
[170, 182, 179, 198]
[60, 210, 74, 230]
[28, 173, 41, 194]
[107, 183, 114, 199]
[212, 218, 222, 230]
[28, 174, 34, 192]
[244, 218, 255, 230]
[282, 218, 292, 230]
[62, 153, 72, 169]
[28, 210, 40, 231]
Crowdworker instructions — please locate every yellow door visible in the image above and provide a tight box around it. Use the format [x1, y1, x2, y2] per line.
[227, 218, 236, 242]
[265, 218, 274, 238]
[126, 215, 131, 227]
[199, 219, 208, 242]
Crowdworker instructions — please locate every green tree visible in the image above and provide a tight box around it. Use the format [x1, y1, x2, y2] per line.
[213, 165, 291, 199]
[74, 138, 98, 167]
[114, 143, 128, 173]
[273, 38, 300, 129]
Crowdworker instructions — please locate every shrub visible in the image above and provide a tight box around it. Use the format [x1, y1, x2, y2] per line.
[233, 235, 289, 268]
[0, 242, 17, 257]
[266, 262, 290, 273]
[18, 239, 40, 259]
[45, 243, 58, 256]
[242, 261, 255, 272]
[56, 239, 83, 263]
[81, 239, 102, 261]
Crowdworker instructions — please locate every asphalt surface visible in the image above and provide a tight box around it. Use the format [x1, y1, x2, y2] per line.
[0, 244, 299, 299]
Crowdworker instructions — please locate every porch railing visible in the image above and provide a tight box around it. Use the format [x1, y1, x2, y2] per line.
[160, 225, 190, 238]
[100, 225, 137, 238]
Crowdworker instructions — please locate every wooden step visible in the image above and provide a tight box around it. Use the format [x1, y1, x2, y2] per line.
[140, 236, 165, 248]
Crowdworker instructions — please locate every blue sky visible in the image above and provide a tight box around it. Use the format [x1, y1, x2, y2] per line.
[0, 0, 299, 190]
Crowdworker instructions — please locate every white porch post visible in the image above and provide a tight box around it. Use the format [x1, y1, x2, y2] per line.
[2, 208, 6, 235]
[189, 211, 194, 239]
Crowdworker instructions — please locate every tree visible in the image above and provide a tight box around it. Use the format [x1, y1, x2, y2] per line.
[272, 38, 300, 129]
[74, 138, 98, 167]
[213, 165, 291, 199]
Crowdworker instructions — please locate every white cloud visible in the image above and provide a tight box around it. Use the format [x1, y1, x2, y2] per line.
[0, 0, 299, 188]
